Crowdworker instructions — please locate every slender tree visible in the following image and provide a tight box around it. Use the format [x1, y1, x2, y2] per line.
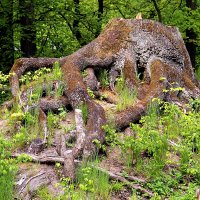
[0, 0, 14, 73]
[19, 0, 36, 57]
[185, 0, 197, 69]
[95, 0, 104, 37]
[151, 0, 162, 22]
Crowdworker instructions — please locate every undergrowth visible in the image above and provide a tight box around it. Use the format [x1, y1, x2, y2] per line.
[103, 98, 200, 199]
[115, 76, 137, 111]
[0, 65, 200, 199]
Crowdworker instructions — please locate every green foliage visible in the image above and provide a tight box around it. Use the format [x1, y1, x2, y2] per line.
[0, 71, 12, 104]
[47, 111, 60, 132]
[0, 135, 17, 200]
[102, 98, 200, 198]
[76, 163, 110, 199]
[35, 186, 54, 200]
[87, 87, 95, 99]
[98, 69, 109, 88]
[122, 98, 200, 178]
[195, 66, 200, 80]
[19, 67, 51, 85]
[102, 124, 120, 147]
[115, 76, 137, 111]
[110, 181, 124, 192]
[52, 61, 63, 80]
[78, 103, 88, 124]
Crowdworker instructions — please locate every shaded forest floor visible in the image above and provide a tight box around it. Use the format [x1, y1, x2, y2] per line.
[0, 67, 200, 200]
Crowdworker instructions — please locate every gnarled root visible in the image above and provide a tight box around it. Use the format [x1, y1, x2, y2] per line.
[8, 19, 200, 182]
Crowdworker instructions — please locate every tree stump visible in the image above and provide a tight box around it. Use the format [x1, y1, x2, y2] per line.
[9, 18, 200, 178]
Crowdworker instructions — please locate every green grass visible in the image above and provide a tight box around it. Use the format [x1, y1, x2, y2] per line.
[1, 66, 200, 200]
[98, 69, 109, 88]
[195, 66, 200, 81]
[76, 162, 111, 200]
[115, 76, 137, 111]
[35, 186, 54, 200]
[78, 103, 88, 124]
[0, 136, 17, 200]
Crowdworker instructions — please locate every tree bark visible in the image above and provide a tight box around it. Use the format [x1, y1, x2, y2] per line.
[95, 0, 104, 37]
[185, 0, 197, 69]
[72, 0, 85, 46]
[151, 0, 162, 22]
[19, 0, 36, 57]
[0, 0, 14, 73]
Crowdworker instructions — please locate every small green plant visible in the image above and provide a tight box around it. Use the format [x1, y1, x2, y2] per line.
[195, 66, 200, 81]
[115, 76, 137, 111]
[102, 124, 120, 147]
[58, 107, 67, 119]
[99, 93, 108, 101]
[47, 111, 60, 132]
[0, 71, 12, 104]
[12, 128, 27, 148]
[52, 61, 63, 80]
[87, 87, 95, 99]
[57, 177, 82, 200]
[35, 186, 54, 200]
[54, 82, 66, 98]
[110, 181, 124, 192]
[0, 135, 17, 200]
[81, 70, 88, 78]
[78, 103, 88, 124]
[19, 67, 51, 85]
[76, 163, 111, 199]
[22, 109, 40, 142]
[98, 69, 109, 88]
[92, 138, 106, 153]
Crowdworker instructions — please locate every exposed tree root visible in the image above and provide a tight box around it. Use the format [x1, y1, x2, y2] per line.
[100, 168, 154, 197]
[13, 151, 154, 198]
[8, 18, 200, 183]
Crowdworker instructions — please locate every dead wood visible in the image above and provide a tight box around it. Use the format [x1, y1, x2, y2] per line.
[15, 164, 63, 200]
[108, 172, 154, 197]
[63, 150, 75, 180]
[62, 109, 86, 180]
[115, 172, 146, 183]
[13, 151, 152, 197]
[93, 166, 154, 197]
[12, 151, 65, 164]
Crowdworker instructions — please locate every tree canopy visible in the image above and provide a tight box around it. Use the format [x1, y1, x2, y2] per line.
[0, 0, 200, 73]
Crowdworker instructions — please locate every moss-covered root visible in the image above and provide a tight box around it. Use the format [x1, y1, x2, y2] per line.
[9, 57, 61, 98]
[115, 59, 168, 128]
[62, 60, 106, 158]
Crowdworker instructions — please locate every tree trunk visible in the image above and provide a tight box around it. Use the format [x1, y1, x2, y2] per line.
[19, 0, 36, 57]
[0, 0, 14, 73]
[95, 0, 104, 37]
[72, 0, 85, 46]
[151, 0, 162, 22]
[185, 0, 197, 69]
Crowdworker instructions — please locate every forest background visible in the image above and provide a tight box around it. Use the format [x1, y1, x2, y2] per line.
[0, 0, 200, 74]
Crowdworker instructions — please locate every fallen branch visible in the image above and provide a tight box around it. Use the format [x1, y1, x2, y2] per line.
[12, 152, 65, 164]
[115, 172, 146, 183]
[13, 152, 153, 196]
[93, 166, 154, 197]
